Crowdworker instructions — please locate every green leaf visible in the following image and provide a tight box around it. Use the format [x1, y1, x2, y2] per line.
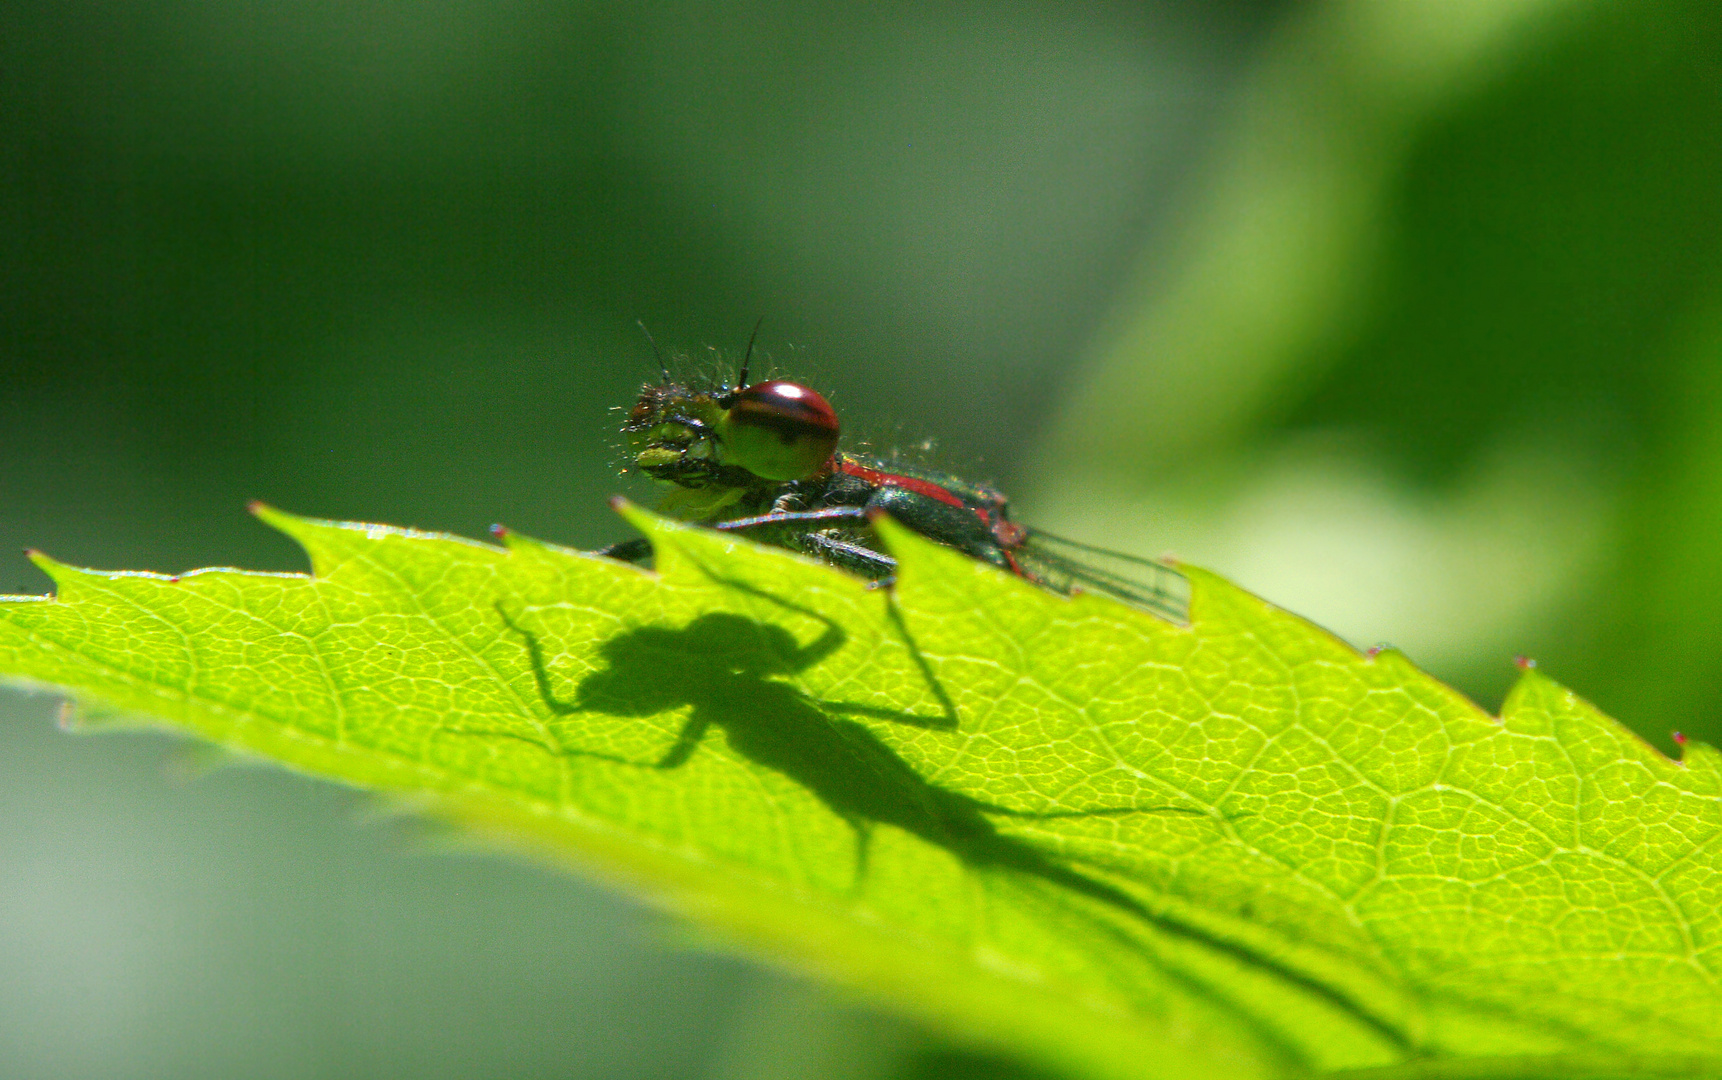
[1, 505, 1719, 1080]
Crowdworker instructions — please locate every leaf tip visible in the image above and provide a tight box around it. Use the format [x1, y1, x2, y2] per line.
[865, 509, 927, 555]
[487, 525, 566, 558]
[247, 500, 303, 536]
[56, 697, 158, 735]
[1664, 730, 1721, 771]
[23, 548, 71, 586]
[866, 510, 973, 589]
[1363, 642, 1433, 683]
[1503, 656, 1555, 703]
[1679, 736, 1722, 776]
[1671, 731, 1697, 766]
[247, 501, 304, 537]
[491, 524, 532, 552]
[609, 498, 671, 540]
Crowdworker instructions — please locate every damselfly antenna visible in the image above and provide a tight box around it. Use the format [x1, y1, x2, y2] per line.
[636, 319, 670, 384]
[736, 317, 764, 390]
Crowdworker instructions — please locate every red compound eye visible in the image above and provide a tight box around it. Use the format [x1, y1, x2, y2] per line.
[723, 380, 841, 481]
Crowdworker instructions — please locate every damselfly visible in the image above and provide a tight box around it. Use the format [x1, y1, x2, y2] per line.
[599, 332, 1189, 624]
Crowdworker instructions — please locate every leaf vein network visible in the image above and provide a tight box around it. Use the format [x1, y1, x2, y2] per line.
[352, 549, 575, 803]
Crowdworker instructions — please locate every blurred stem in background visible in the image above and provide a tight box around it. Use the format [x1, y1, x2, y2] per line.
[1047, 0, 1578, 468]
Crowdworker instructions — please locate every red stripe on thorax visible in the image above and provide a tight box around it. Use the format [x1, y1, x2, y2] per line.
[837, 459, 969, 509]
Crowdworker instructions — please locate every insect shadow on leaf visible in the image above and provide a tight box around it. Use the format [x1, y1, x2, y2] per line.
[496, 598, 1198, 885]
[494, 587, 1419, 1062]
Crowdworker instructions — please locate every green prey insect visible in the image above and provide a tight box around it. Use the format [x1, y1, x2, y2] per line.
[599, 335, 1189, 624]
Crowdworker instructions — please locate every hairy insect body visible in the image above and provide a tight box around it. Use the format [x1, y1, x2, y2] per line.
[606, 354, 1188, 624]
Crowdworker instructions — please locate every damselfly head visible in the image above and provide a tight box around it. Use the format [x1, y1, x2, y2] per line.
[621, 375, 841, 489]
[620, 323, 841, 489]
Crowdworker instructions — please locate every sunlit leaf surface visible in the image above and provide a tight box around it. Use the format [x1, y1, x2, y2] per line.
[1, 506, 1718, 1080]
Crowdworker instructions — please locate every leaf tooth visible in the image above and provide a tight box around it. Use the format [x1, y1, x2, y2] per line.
[1678, 737, 1722, 784]
[608, 497, 662, 538]
[18, 551, 176, 598]
[1361, 643, 1434, 686]
[56, 696, 160, 734]
[610, 499, 705, 583]
[489, 525, 575, 559]
[251, 503, 507, 581]
[23, 549, 72, 587]
[863, 509, 924, 556]
[869, 511, 1025, 605]
[249, 502, 330, 574]
[4, 552, 54, 600]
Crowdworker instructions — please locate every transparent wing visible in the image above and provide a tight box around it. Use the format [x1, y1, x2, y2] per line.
[1012, 529, 1190, 625]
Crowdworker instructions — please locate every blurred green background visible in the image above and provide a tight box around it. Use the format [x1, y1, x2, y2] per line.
[3, 0, 1719, 1076]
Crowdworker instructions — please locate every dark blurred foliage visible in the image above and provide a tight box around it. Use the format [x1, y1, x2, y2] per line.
[1291, 4, 1718, 483]
[899, 1047, 1068, 1080]
[3, 0, 1717, 1076]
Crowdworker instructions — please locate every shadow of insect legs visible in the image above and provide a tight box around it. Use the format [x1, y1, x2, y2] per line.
[506, 596, 1176, 882]
[496, 599, 1412, 1058]
[669, 547, 962, 730]
[499, 596, 1207, 883]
